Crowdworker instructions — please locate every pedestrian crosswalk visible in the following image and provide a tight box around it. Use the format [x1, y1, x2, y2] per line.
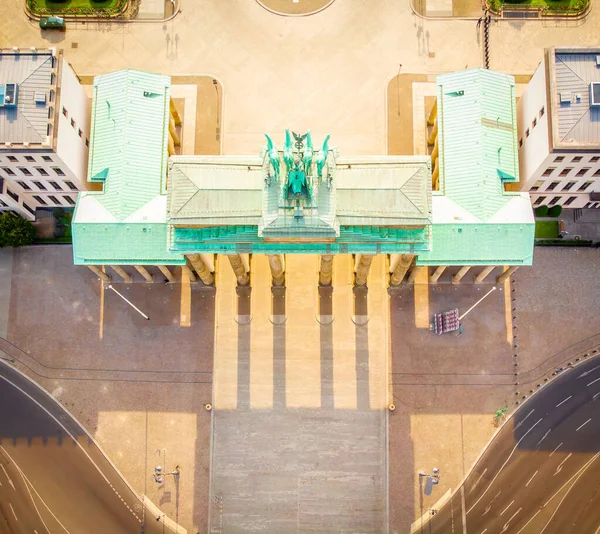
[212, 254, 390, 411]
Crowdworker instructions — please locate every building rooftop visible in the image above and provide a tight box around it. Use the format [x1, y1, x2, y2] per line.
[417, 69, 534, 266]
[72, 69, 185, 265]
[0, 49, 56, 146]
[548, 47, 600, 149]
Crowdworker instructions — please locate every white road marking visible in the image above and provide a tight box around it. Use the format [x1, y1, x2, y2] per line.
[587, 378, 600, 387]
[576, 418, 592, 432]
[501, 507, 522, 532]
[481, 530, 487, 534]
[516, 509, 541, 534]
[500, 500, 514, 516]
[544, 452, 600, 509]
[469, 468, 487, 495]
[556, 396, 572, 407]
[554, 453, 573, 476]
[9, 503, 17, 521]
[593, 392, 600, 401]
[550, 442, 563, 457]
[525, 470, 538, 487]
[514, 409, 535, 430]
[0, 464, 15, 490]
[467, 418, 542, 515]
[537, 430, 551, 446]
[578, 365, 600, 378]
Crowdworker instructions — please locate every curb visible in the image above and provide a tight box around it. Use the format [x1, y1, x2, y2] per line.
[255, 0, 336, 17]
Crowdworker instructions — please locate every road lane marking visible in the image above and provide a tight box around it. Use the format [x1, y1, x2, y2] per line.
[514, 409, 535, 430]
[554, 452, 572, 476]
[578, 365, 600, 379]
[1, 464, 15, 490]
[525, 470, 538, 487]
[550, 442, 563, 457]
[516, 509, 541, 534]
[501, 507, 522, 532]
[594, 392, 600, 401]
[556, 396, 572, 407]
[587, 378, 600, 387]
[482, 491, 501, 516]
[544, 452, 600, 509]
[9, 503, 17, 520]
[541, 453, 600, 534]
[481, 530, 487, 534]
[469, 468, 487, 494]
[467, 418, 542, 515]
[576, 418, 592, 432]
[500, 500, 514, 516]
[537, 429, 550, 446]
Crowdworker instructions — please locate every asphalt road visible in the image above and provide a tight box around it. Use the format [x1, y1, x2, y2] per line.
[423, 354, 600, 534]
[0, 361, 176, 534]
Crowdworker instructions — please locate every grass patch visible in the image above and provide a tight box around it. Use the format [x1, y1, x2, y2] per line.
[28, 0, 126, 16]
[535, 220, 559, 239]
[488, 0, 587, 13]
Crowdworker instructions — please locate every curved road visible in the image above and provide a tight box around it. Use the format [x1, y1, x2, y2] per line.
[425, 355, 600, 534]
[0, 361, 175, 534]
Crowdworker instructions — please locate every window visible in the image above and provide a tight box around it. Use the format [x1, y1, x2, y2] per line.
[42, 155, 52, 162]
[48, 181, 62, 190]
[594, 169, 600, 177]
[62, 107, 67, 117]
[33, 195, 47, 205]
[70, 118, 75, 128]
[542, 168, 555, 177]
[563, 196, 577, 206]
[85, 138, 89, 147]
[532, 117, 537, 128]
[540, 106, 545, 118]
[63, 196, 75, 205]
[579, 181, 593, 191]
[546, 181, 560, 191]
[33, 181, 47, 190]
[51, 167, 65, 176]
[65, 181, 78, 191]
[562, 182, 576, 191]
[78, 128, 83, 138]
[554, 156, 565, 163]
[519, 138, 523, 148]
[1, 167, 15, 176]
[549, 196, 561, 206]
[35, 167, 49, 176]
[6, 189, 18, 202]
[531, 180, 545, 191]
[17, 181, 31, 190]
[572, 156, 583, 163]
[18, 167, 32, 176]
[558, 168, 572, 177]
[24, 156, 35, 162]
[576, 168, 590, 177]
[0, 199, 6, 208]
[47, 195, 61, 205]
[533, 196, 545, 205]
[22, 203, 35, 215]
[7, 156, 17, 162]
[590, 156, 600, 163]
[525, 128, 530, 138]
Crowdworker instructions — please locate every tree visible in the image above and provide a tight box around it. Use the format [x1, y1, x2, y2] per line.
[535, 205, 549, 217]
[0, 212, 36, 248]
[548, 205, 563, 218]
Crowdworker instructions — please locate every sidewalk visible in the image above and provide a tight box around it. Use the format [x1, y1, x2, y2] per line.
[0, 248, 13, 339]
[561, 208, 600, 244]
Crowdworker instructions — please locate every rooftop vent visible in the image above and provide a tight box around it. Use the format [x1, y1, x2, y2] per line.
[559, 92, 572, 104]
[34, 92, 46, 104]
[590, 82, 600, 107]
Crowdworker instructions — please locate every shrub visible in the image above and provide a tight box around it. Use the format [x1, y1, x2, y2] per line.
[548, 205, 563, 217]
[535, 205, 549, 217]
[0, 212, 36, 248]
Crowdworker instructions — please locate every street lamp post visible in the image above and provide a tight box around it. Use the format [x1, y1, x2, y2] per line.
[105, 285, 150, 320]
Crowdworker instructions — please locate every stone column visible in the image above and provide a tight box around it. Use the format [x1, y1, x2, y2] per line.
[158, 265, 176, 283]
[134, 265, 153, 283]
[182, 265, 196, 282]
[319, 255, 334, 286]
[354, 254, 374, 287]
[268, 254, 285, 286]
[87, 265, 110, 282]
[429, 266, 446, 283]
[427, 100, 437, 126]
[452, 266, 471, 285]
[227, 254, 249, 286]
[474, 265, 495, 284]
[431, 136, 439, 163]
[432, 164, 440, 190]
[408, 265, 424, 284]
[187, 254, 214, 285]
[111, 265, 132, 283]
[169, 115, 180, 146]
[390, 254, 415, 286]
[170, 98, 182, 126]
[497, 266, 519, 284]
[168, 134, 176, 156]
[427, 119, 438, 146]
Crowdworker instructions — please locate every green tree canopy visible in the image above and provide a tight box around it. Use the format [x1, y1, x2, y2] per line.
[0, 212, 36, 248]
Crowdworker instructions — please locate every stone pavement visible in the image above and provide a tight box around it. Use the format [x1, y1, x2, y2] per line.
[0, 249, 12, 339]
[561, 208, 600, 244]
[210, 254, 388, 532]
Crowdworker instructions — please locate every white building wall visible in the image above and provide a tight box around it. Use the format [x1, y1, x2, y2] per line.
[517, 61, 550, 191]
[55, 59, 90, 188]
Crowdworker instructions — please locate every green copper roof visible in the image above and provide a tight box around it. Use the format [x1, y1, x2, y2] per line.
[72, 69, 185, 266]
[421, 69, 534, 266]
